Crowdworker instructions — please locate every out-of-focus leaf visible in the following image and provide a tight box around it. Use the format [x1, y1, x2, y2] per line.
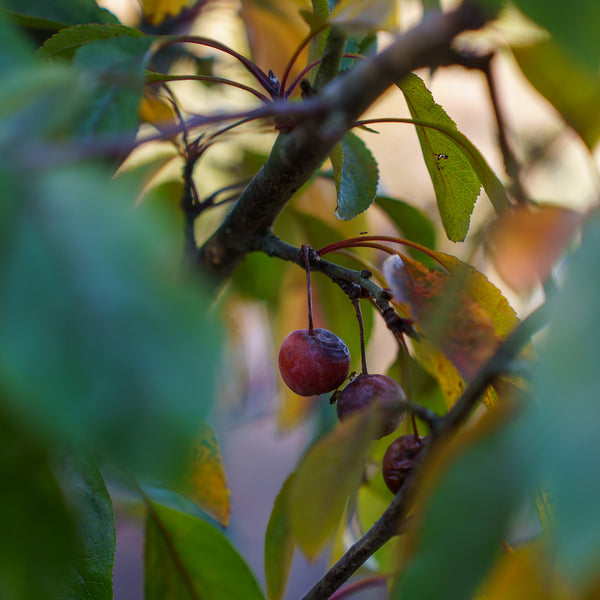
[399, 74, 482, 242]
[476, 542, 572, 600]
[0, 63, 90, 142]
[330, 0, 397, 34]
[289, 411, 378, 560]
[60, 443, 116, 600]
[384, 254, 500, 381]
[232, 250, 289, 309]
[512, 41, 600, 149]
[0, 165, 222, 481]
[331, 131, 379, 221]
[265, 474, 295, 600]
[393, 409, 530, 600]
[508, 0, 600, 74]
[141, 0, 193, 25]
[185, 424, 230, 527]
[374, 196, 436, 249]
[0, 0, 118, 29]
[534, 487, 554, 535]
[37, 23, 145, 60]
[73, 36, 152, 135]
[241, 0, 308, 88]
[488, 204, 582, 292]
[0, 413, 75, 600]
[527, 212, 600, 585]
[0, 10, 33, 72]
[145, 501, 265, 600]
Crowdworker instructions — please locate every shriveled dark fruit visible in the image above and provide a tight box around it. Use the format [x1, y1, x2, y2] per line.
[278, 328, 351, 396]
[336, 374, 406, 439]
[382, 434, 426, 494]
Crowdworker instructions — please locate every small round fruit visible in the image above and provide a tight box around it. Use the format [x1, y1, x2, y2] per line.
[336, 374, 406, 438]
[382, 434, 426, 494]
[278, 328, 351, 396]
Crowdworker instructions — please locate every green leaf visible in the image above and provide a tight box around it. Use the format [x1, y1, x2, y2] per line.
[528, 213, 600, 585]
[265, 474, 296, 600]
[0, 413, 75, 600]
[145, 501, 265, 600]
[393, 412, 530, 600]
[289, 411, 378, 560]
[374, 195, 436, 248]
[331, 131, 379, 221]
[0, 0, 118, 29]
[37, 23, 146, 60]
[73, 35, 152, 135]
[398, 73, 483, 242]
[511, 0, 599, 74]
[511, 40, 600, 149]
[0, 164, 222, 481]
[60, 444, 116, 600]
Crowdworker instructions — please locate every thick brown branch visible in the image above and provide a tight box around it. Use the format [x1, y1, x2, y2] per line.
[197, 3, 487, 279]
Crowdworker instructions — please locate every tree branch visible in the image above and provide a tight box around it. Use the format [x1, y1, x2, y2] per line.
[197, 3, 487, 279]
[298, 302, 549, 600]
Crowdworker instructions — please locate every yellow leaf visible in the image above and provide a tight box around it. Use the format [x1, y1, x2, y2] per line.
[241, 0, 309, 94]
[185, 424, 231, 527]
[141, 0, 192, 25]
[476, 542, 574, 600]
[139, 93, 177, 131]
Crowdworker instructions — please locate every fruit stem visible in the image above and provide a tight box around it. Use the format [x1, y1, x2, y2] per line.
[352, 298, 368, 375]
[317, 236, 447, 269]
[303, 244, 314, 335]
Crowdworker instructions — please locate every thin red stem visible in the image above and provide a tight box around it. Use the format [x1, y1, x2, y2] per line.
[284, 53, 365, 98]
[148, 74, 272, 103]
[317, 236, 446, 269]
[303, 244, 314, 335]
[158, 35, 274, 94]
[279, 25, 328, 98]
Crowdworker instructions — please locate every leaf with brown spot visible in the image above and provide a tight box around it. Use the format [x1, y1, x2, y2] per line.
[384, 254, 501, 382]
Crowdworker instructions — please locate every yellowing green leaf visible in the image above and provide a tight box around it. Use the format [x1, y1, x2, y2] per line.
[512, 41, 600, 149]
[476, 542, 572, 600]
[145, 501, 265, 600]
[330, 0, 397, 34]
[185, 424, 230, 527]
[265, 474, 295, 600]
[289, 412, 378, 560]
[141, 0, 192, 25]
